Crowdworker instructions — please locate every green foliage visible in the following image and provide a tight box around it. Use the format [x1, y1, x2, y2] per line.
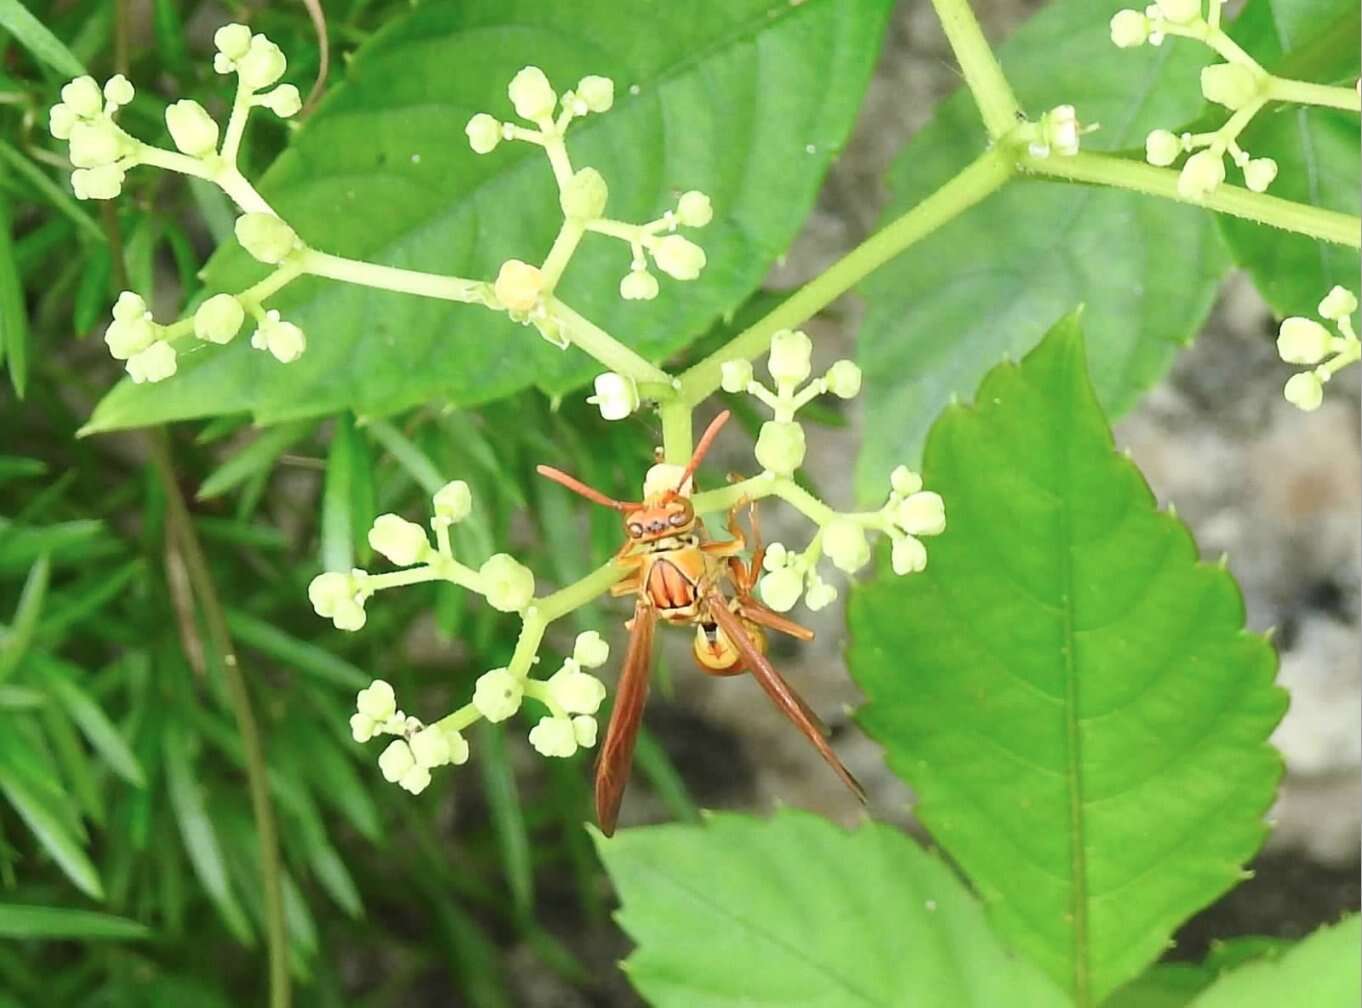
[1189, 916, 1360, 1008]
[596, 810, 1070, 1007]
[849, 317, 1287, 1004]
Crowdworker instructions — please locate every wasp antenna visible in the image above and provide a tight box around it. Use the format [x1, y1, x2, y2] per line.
[677, 410, 732, 489]
[535, 465, 635, 511]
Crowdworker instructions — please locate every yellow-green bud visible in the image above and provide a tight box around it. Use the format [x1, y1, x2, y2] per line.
[1154, 0, 1201, 23]
[508, 66, 556, 121]
[619, 269, 659, 301]
[755, 420, 806, 475]
[355, 680, 397, 721]
[368, 514, 430, 566]
[767, 329, 813, 386]
[433, 480, 473, 522]
[48, 103, 77, 140]
[805, 577, 838, 612]
[823, 517, 870, 574]
[572, 715, 598, 749]
[67, 121, 120, 168]
[759, 566, 804, 613]
[493, 259, 544, 312]
[465, 113, 501, 154]
[308, 570, 367, 631]
[1200, 63, 1260, 110]
[103, 75, 134, 108]
[480, 554, 535, 612]
[165, 100, 220, 157]
[254, 314, 306, 363]
[214, 23, 253, 61]
[720, 358, 753, 394]
[897, 491, 946, 536]
[652, 235, 706, 280]
[824, 359, 862, 399]
[547, 667, 607, 715]
[1176, 150, 1225, 200]
[561, 167, 609, 219]
[105, 316, 155, 360]
[890, 465, 922, 496]
[237, 35, 287, 91]
[1283, 371, 1323, 411]
[576, 75, 614, 113]
[892, 536, 928, 575]
[71, 165, 125, 201]
[529, 716, 577, 758]
[1276, 317, 1332, 365]
[589, 371, 639, 421]
[1145, 129, 1181, 167]
[112, 291, 147, 322]
[1319, 286, 1358, 321]
[261, 84, 302, 118]
[676, 190, 713, 227]
[235, 213, 299, 264]
[572, 630, 610, 669]
[1109, 9, 1150, 47]
[126, 340, 177, 384]
[1242, 157, 1277, 193]
[473, 668, 523, 722]
[60, 76, 103, 119]
[193, 293, 245, 344]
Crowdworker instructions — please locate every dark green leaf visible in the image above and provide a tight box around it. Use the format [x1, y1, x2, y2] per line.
[0, 0, 86, 76]
[0, 903, 149, 940]
[0, 554, 49, 682]
[225, 608, 369, 690]
[0, 187, 29, 398]
[476, 721, 533, 919]
[39, 658, 146, 787]
[196, 420, 314, 499]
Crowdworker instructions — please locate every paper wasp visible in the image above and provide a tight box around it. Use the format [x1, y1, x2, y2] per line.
[537, 411, 866, 835]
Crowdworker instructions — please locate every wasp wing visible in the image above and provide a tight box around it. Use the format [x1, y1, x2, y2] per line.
[596, 599, 656, 836]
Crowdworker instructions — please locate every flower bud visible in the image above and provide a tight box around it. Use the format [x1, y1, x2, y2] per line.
[572, 630, 610, 669]
[48, 103, 77, 140]
[755, 420, 806, 475]
[823, 517, 870, 573]
[479, 554, 535, 612]
[548, 667, 607, 715]
[576, 75, 614, 113]
[368, 514, 430, 566]
[619, 269, 659, 301]
[1109, 9, 1150, 47]
[193, 293, 244, 344]
[71, 164, 126, 201]
[643, 462, 689, 499]
[105, 316, 155, 360]
[528, 716, 577, 758]
[235, 213, 299, 264]
[465, 113, 501, 154]
[1318, 286, 1358, 321]
[473, 668, 523, 722]
[589, 371, 639, 421]
[396, 763, 431, 795]
[1145, 129, 1181, 167]
[1276, 317, 1333, 365]
[350, 712, 377, 743]
[1043, 104, 1080, 156]
[762, 542, 789, 572]
[237, 34, 287, 91]
[356, 679, 397, 721]
[508, 66, 556, 121]
[1200, 63, 1260, 110]
[261, 84, 302, 118]
[1242, 157, 1277, 193]
[759, 566, 804, 613]
[67, 121, 120, 168]
[768, 329, 813, 387]
[560, 167, 608, 219]
[103, 75, 134, 109]
[651, 235, 706, 280]
[410, 724, 467, 767]
[214, 23, 253, 61]
[261, 317, 305, 363]
[890, 465, 923, 496]
[378, 739, 415, 782]
[572, 715, 598, 748]
[60, 77, 103, 119]
[720, 358, 753, 394]
[309, 570, 369, 631]
[493, 259, 544, 312]
[805, 578, 838, 612]
[126, 341, 177, 383]
[433, 480, 473, 522]
[892, 535, 928, 575]
[1283, 371, 1323, 411]
[824, 359, 862, 399]
[676, 190, 713, 227]
[1176, 150, 1225, 200]
[897, 491, 946, 536]
[1154, 0, 1201, 23]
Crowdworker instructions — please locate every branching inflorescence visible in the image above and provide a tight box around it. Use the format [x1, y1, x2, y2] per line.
[1276, 285, 1360, 411]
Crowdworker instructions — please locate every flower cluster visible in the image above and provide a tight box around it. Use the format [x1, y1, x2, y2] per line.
[1277, 286, 1359, 411]
[48, 74, 136, 199]
[349, 679, 471, 795]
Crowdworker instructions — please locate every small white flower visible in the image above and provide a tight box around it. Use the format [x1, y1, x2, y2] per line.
[102, 74, 134, 108]
[805, 577, 838, 612]
[823, 517, 870, 574]
[754, 420, 806, 476]
[369, 514, 430, 567]
[575, 75, 614, 113]
[589, 372, 640, 421]
[1043, 104, 1081, 156]
[433, 480, 473, 523]
[651, 235, 706, 281]
[193, 293, 245, 344]
[767, 329, 813, 386]
[890, 466, 923, 497]
[480, 554, 535, 612]
[71, 164, 126, 201]
[759, 566, 804, 613]
[824, 360, 862, 399]
[1238, 156, 1275, 193]
[473, 668, 524, 722]
[397, 764, 432, 794]
[60, 77, 103, 119]
[892, 535, 928, 575]
[508, 66, 556, 121]
[1319, 286, 1358, 321]
[1276, 317, 1333, 365]
[572, 715, 598, 748]
[214, 23, 253, 61]
[1109, 9, 1150, 47]
[619, 268, 660, 301]
[1177, 150, 1225, 200]
[561, 167, 608, 219]
[547, 666, 607, 715]
[165, 100, 220, 157]
[378, 739, 432, 793]
[356, 679, 397, 721]
[720, 358, 753, 394]
[350, 712, 378, 743]
[572, 630, 610, 669]
[897, 491, 946, 536]
[762, 542, 789, 573]
[1154, 0, 1201, 23]
[493, 259, 544, 313]
[112, 291, 146, 321]
[235, 213, 299, 264]
[260, 84, 302, 118]
[676, 190, 713, 228]
[643, 462, 689, 500]
[104, 315, 155, 360]
[411, 724, 469, 768]
[48, 103, 77, 140]
[256, 313, 306, 363]
[1200, 63, 1260, 110]
[67, 120, 120, 167]
[528, 716, 577, 758]
[237, 34, 287, 91]
[1144, 129, 1181, 167]
[1283, 371, 1323, 411]
[466, 113, 501, 154]
[126, 340, 177, 384]
[308, 570, 367, 631]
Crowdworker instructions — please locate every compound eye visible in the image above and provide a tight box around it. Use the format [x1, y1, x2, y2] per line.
[627, 521, 644, 538]
[668, 510, 688, 527]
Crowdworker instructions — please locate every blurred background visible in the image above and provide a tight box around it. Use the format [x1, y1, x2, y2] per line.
[1, 0, 1356, 1005]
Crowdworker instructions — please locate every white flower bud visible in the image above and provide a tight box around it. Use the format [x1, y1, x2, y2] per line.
[561, 167, 608, 219]
[331, 598, 367, 632]
[572, 630, 610, 669]
[112, 290, 145, 321]
[60, 77, 103, 119]
[104, 316, 155, 360]
[1043, 104, 1080, 156]
[102, 75, 134, 108]
[1154, 0, 1201, 22]
[465, 113, 501, 154]
[508, 66, 556, 121]
[378, 739, 415, 782]
[368, 514, 430, 566]
[890, 466, 923, 496]
[260, 84, 302, 118]
[433, 480, 473, 522]
[892, 535, 928, 575]
[720, 358, 753, 394]
[237, 34, 287, 91]
[755, 420, 806, 475]
[767, 329, 813, 386]
[473, 668, 523, 722]
[193, 293, 245, 344]
[651, 234, 706, 280]
[576, 75, 614, 113]
[759, 566, 804, 613]
[126, 340, 177, 384]
[261, 317, 305, 363]
[48, 103, 77, 140]
[824, 359, 862, 399]
[410, 726, 457, 768]
[1242, 157, 1277, 193]
[67, 121, 120, 168]
[589, 371, 639, 421]
[1144, 129, 1181, 167]
[897, 491, 946, 536]
[762, 542, 789, 572]
[309, 571, 355, 620]
[356, 679, 397, 721]
[619, 269, 659, 301]
[350, 712, 377, 743]
[823, 517, 870, 574]
[805, 578, 838, 612]
[643, 462, 689, 500]
[572, 715, 598, 749]
[1276, 317, 1333, 365]
[547, 667, 607, 715]
[676, 190, 713, 227]
[493, 259, 544, 312]
[1319, 286, 1358, 321]
[1200, 63, 1260, 110]
[213, 53, 234, 75]
[529, 716, 577, 758]
[1177, 150, 1225, 200]
[1109, 9, 1150, 47]
[235, 213, 299, 264]
[397, 763, 432, 794]
[71, 164, 126, 201]
[214, 23, 253, 61]
[479, 554, 535, 612]
[1283, 371, 1323, 411]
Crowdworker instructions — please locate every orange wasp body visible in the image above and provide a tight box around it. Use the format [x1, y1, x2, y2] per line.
[537, 411, 866, 835]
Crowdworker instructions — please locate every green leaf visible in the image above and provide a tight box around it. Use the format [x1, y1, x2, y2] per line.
[476, 721, 533, 920]
[0, 903, 149, 940]
[224, 608, 369, 690]
[0, 554, 48, 682]
[85, 0, 892, 431]
[1217, 0, 1360, 318]
[856, 0, 1229, 488]
[0, 186, 29, 398]
[848, 317, 1287, 1004]
[1189, 916, 1360, 1008]
[195, 420, 314, 500]
[596, 809, 1069, 1007]
[38, 658, 146, 788]
[0, 0, 86, 77]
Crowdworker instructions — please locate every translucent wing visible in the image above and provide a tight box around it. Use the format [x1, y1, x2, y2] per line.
[596, 599, 656, 836]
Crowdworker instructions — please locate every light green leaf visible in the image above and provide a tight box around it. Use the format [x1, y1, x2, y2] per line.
[0, 553, 48, 681]
[0, 186, 29, 399]
[195, 420, 314, 500]
[856, 0, 1229, 490]
[476, 722, 534, 919]
[0, 903, 149, 940]
[0, 0, 86, 77]
[1189, 916, 1360, 1008]
[38, 658, 146, 788]
[596, 809, 1069, 1008]
[848, 317, 1286, 1005]
[224, 608, 369, 690]
[85, 0, 892, 431]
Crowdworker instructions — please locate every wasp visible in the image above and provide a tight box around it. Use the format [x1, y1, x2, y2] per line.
[537, 410, 866, 835]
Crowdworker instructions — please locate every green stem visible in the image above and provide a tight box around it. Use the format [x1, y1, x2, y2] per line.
[1267, 76, 1362, 112]
[301, 249, 488, 303]
[929, 0, 1022, 138]
[1020, 151, 1360, 247]
[541, 219, 586, 290]
[677, 146, 1016, 405]
[537, 559, 628, 622]
[659, 400, 693, 464]
[547, 298, 672, 385]
[220, 81, 253, 167]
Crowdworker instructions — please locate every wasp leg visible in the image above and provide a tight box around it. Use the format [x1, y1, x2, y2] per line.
[736, 599, 815, 642]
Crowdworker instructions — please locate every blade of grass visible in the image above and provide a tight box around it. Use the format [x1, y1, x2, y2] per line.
[0, 0, 86, 76]
[0, 554, 49, 682]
